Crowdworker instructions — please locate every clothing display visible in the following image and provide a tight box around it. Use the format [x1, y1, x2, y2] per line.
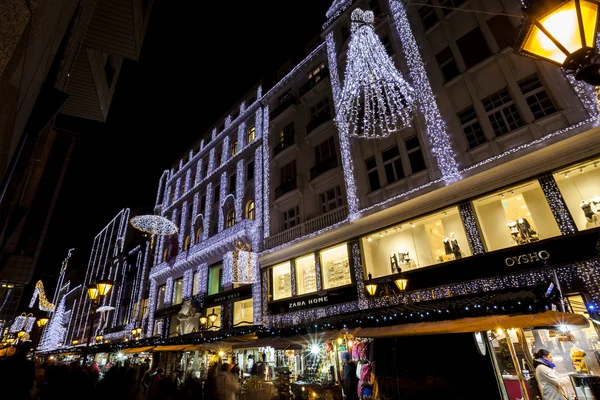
[580, 199, 599, 224]
[397, 249, 416, 269]
[443, 238, 452, 255]
[450, 237, 462, 259]
[390, 253, 399, 273]
[508, 218, 539, 245]
[324, 258, 351, 287]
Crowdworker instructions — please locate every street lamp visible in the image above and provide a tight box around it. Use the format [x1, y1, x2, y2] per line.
[82, 279, 114, 364]
[95, 335, 103, 343]
[515, 0, 600, 85]
[199, 309, 219, 330]
[131, 327, 142, 339]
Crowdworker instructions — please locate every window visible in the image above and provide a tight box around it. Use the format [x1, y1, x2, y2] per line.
[311, 98, 330, 119]
[226, 211, 235, 228]
[518, 74, 557, 120]
[282, 206, 300, 230]
[233, 299, 253, 326]
[365, 156, 381, 191]
[381, 145, 405, 184]
[271, 262, 291, 300]
[405, 136, 426, 173]
[157, 285, 166, 309]
[104, 58, 115, 88]
[482, 89, 524, 136]
[229, 174, 236, 194]
[436, 47, 460, 82]
[183, 235, 191, 251]
[278, 88, 293, 103]
[418, 1, 439, 30]
[280, 160, 296, 184]
[458, 106, 486, 149]
[486, 15, 515, 50]
[192, 272, 200, 295]
[320, 244, 351, 290]
[195, 225, 203, 242]
[315, 137, 336, 163]
[245, 200, 255, 220]
[438, 0, 466, 15]
[231, 140, 238, 156]
[216, 151, 222, 167]
[172, 278, 183, 305]
[247, 126, 256, 143]
[201, 161, 208, 179]
[473, 180, 560, 251]
[456, 27, 492, 69]
[200, 194, 206, 216]
[279, 123, 294, 144]
[214, 185, 220, 204]
[296, 254, 317, 295]
[190, 169, 197, 187]
[553, 156, 600, 231]
[247, 160, 254, 181]
[361, 207, 471, 277]
[319, 186, 343, 214]
[308, 63, 325, 81]
[208, 264, 223, 295]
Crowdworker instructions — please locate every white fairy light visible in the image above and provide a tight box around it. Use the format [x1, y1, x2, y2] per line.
[336, 8, 415, 139]
[29, 280, 56, 311]
[323, 0, 353, 29]
[130, 215, 178, 236]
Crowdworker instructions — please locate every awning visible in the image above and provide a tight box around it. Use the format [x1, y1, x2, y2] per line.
[233, 331, 343, 350]
[352, 310, 588, 338]
[122, 346, 155, 354]
[0, 347, 16, 357]
[153, 345, 190, 352]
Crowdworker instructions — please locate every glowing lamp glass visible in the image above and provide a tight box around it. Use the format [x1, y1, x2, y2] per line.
[87, 284, 99, 301]
[96, 335, 103, 342]
[199, 315, 208, 325]
[96, 280, 113, 297]
[394, 278, 408, 292]
[365, 284, 377, 296]
[72, 340, 79, 345]
[208, 312, 218, 323]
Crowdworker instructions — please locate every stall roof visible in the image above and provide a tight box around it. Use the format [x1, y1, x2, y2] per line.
[351, 310, 588, 338]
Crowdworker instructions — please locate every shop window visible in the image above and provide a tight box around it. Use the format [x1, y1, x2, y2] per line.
[172, 278, 183, 305]
[208, 264, 223, 295]
[365, 156, 381, 192]
[435, 47, 460, 82]
[361, 207, 471, 278]
[271, 262, 292, 300]
[458, 106, 486, 149]
[319, 186, 343, 214]
[418, 1, 439, 31]
[282, 206, 300, 230]
[320, 244, 351, 290]
[157, 285, 166, 309]
[554, 157, 600, 231]
[405, 136, 426, 173]
[518, 74, 557, 120]
[247, 160, 254, 181]
[192, 272, 199, 295]
[245, 200, 255, 220]
[381, 145, 404, 184]
[473, 180, 561, 251]
[226, 211, 235, 228]
[457, 27, 492, 69]
[247, 126, 256, 143]
[233, 299, 253, 327]
[482, 88, 524, 136]
[296, 254, 317, 295]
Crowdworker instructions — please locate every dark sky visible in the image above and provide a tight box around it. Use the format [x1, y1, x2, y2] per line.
[34, 0, 330, 293]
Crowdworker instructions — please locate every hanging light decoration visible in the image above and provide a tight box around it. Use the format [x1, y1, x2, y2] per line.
[335, 8, 415, 139]
[130, 215, 178, 236]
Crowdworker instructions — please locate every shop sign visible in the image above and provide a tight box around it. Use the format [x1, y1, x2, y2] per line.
[504, 250, 550, 267]
[205, 284, 252, 307]
[268, 286, 358, 314]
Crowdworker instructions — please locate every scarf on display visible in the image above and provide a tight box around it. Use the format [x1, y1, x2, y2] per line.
[535, 357, 556, 369]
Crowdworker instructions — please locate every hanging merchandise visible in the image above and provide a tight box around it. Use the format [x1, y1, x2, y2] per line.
[336, 8, 414, 139]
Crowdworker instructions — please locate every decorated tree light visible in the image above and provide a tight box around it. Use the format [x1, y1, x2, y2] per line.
[336, 8, 415, 139]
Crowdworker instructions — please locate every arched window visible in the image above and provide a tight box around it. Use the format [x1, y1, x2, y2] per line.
[226, 211, 236, 228]
[162, 248, 168, 262]
[247, 126, 256, 143]
[183, 235, 191, 251]
[245, 200, 255, 220]
[195, 225, 204, 242]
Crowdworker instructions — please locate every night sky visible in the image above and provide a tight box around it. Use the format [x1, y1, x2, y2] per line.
[33, 0, 330, 297]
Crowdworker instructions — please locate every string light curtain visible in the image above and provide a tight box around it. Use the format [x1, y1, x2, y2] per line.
[336, 8, 415, 139]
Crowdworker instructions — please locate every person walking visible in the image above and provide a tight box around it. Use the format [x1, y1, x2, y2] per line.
[216, 363, 239, 400]
[533, 349, 571, 400]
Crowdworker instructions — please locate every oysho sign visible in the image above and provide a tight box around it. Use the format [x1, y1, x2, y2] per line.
[504, 250, 550, 267]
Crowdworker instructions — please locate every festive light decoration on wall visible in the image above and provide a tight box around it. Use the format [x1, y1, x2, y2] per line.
[41, 298, 66, 351]
[9, 313, 35, 333]
[567, 74, 600, 119]
[323, 0, 352, 29]
[458, 202, 485, 255]
[29, 280, 56, 311]
[389, 0, 460, 183]
[336, 8, 414, 139]
[130, 215, 178, 236]
[538, 174, 577, 235]
[262, 104, 270, 238]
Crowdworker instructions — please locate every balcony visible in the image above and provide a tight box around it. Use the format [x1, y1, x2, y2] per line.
[306, 109, 332, 135]
[299, 68, 329, 98]
[270, 95, 297, 120]
[264, 205, 348, 249]
[275, 178, 298, 199]
[310, 156, 338, 180]
[273, 137, 295, 158]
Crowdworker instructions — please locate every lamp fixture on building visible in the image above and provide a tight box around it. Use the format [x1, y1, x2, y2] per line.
[131, 327, 143, 338]
[365, 270, 409, 298]
[36, 318, 49, 328]
[95, 335, 103, 342]
[72, 339, 79, 345]
[199, 309, 218, 330]
[515, 0, 600, 85]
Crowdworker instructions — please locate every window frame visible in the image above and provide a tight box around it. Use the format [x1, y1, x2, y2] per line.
[319, 186, 343, 214]
[226, 210, 236, 228]
[482, 88, 524, 137]
[245, 200, 255, 220]
[282, 205, 300, 230]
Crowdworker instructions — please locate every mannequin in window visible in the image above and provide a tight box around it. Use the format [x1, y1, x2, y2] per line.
[397, 249, 415, 269]
[517, 217, 539, 243]
[581, 199, 599, 225]
[449, 232, 462, 259]
[507, 220, 521, 244]
[390, 253, 399, 273]
[592, 195, 600, 205]
[442, 237, 452, 256]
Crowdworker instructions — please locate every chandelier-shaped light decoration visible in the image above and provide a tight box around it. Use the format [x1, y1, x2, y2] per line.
[130, 215, 178, 236]
[336, 8, 415, 139]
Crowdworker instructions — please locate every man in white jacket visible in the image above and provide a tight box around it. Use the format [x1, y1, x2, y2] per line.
[533, 349, 571, 400]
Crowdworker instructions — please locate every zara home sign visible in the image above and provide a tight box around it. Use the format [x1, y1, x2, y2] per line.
[504, 250, 550, 267]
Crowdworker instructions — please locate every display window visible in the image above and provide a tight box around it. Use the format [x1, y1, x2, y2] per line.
[271, 262, 292, 300]
[473, 180, 560, 251]
[553, 157, 600, 231]
[208, 263, 223, 295]
[172, 278, 183, 305]
[233, 298, 253, 326]
[361, 207, 471, 278]
[296, 254, 317, 295]
[320, 244, 351, 290]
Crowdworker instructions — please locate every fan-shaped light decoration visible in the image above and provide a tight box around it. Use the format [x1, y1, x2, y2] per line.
[336, 8, 415, 139]
[130, 215, 178, 236]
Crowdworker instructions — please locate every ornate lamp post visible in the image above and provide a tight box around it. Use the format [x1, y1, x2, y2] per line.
[514, 0, 600, 85]
[82, 279, 113, 365]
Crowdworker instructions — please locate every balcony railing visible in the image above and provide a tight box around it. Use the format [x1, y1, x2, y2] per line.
[270, 95, 296, 120]
[273, 137, 294, 158]
[306, 109, 332, 134]
[299, 67, 329, 97]
[264, 205, 348, 249]
[274, 178, 298, 199]
[310, 156, 338, 180]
